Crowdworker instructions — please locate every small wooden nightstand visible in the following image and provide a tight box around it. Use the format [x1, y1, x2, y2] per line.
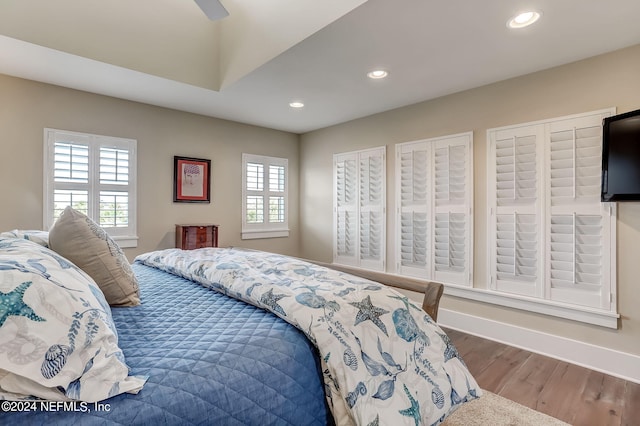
[175, 224, 219, 250]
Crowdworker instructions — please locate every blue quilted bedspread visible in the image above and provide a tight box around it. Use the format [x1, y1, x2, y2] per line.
[136, 248, 480, 425]
[6, 263, 331, 425]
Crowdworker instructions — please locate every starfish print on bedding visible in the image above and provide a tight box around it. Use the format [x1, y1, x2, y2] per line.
[349, 295, 389, 336]
[0, 281, 45, 328]
[398, 384, 421, 426]
[260, 289, 288, 317]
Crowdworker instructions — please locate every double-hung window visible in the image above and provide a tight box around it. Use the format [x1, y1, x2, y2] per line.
[43, 128, 138, 248]
[242, 154, 289, 239]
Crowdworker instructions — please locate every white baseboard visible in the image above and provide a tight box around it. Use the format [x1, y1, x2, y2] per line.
[438, 308, 640, 385]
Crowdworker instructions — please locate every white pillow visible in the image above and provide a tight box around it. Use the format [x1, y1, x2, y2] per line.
[0, 237, 146, 401]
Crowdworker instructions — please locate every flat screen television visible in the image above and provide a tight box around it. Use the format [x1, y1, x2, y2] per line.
[601, 108, 640, 201]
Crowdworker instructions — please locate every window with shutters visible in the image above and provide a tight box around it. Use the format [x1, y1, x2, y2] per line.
[490, 124, 545, 297]
[333, 147, 386, 271]
[43, 128, 138, 247]
[395, 133, 473, 286]
[487, 109, 617, 316]
[242, 153, 289, 239]
[546, 115, 614, 310]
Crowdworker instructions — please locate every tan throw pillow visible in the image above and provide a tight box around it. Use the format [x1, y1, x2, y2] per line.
[49, 206, 140, 306]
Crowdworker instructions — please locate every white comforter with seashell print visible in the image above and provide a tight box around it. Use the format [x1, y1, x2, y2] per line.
[136, 247, 481, 426]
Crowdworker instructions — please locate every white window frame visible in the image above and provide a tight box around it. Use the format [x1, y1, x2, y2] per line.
[43, 128, 138, 248]
[484, 108, 618, 328]
[394, 132, 474, 287]
[241, 153, 289, 240]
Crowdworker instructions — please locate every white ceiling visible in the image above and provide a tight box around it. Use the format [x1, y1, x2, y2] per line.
[1, 0, 640, 134]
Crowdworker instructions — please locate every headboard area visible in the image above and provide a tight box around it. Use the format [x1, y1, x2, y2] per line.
[307, 260, 444, 322]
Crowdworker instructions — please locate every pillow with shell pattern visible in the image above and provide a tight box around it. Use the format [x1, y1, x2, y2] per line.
[0, 237, 146, 401]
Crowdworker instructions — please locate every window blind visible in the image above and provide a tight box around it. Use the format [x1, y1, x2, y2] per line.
[333, 147, 386, 271]
[395, 133, 473, 286]
[241, 154, 289, 239]
[489, 124, 544, 297]
[546, 114, 615, 310]
[44, 129, 137, 247]
[488, 109, 616, 313]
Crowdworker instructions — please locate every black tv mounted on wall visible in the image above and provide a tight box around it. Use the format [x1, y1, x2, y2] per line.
[601, 108, 640, 202]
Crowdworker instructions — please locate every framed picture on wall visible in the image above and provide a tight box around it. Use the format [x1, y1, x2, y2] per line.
[173, 156, 211, 203]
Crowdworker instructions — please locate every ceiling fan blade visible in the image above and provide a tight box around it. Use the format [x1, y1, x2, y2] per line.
[195, 0, 229, 21]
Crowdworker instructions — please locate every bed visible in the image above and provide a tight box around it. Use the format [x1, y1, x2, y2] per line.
[0, 225, 481, 425]
[3, 260, 331, 425]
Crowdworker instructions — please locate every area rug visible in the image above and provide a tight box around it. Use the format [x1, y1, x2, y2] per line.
[443, 390, 569, 425]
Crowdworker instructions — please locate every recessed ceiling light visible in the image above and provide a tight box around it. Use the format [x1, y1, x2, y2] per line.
[367, 70, 388, 79]
[289, 101, 304, 108]
[507, 11, 541, 29]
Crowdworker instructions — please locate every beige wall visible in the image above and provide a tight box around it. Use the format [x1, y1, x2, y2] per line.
[0, 74, 301, 259]
[299, 44, 640, 356]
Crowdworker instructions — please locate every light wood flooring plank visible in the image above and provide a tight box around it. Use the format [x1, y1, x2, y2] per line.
[537, 361, 590, 424]
[572, 372, 626, 426]
[444, 328, 639, 425]
[472, 345, 531, 394]
[621, 380, 640, 426]
[447, 331, 510, 376]
[497, 352, 559, 410]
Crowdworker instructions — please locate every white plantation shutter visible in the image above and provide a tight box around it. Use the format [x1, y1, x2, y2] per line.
[241, 154, 289, 239]
[333, 147, 386, 271]
[395, 133, 473, 285]
[489, 108, 617, 317]
[52, 141, 90, 218]
[548, 214, 611, 308]
[432, 137, 472, 286]
[494, 213, 538, 287]
[44, 129, 137, 247]
[99, 147, 131, 228]
[396, 143, 430, 278]
[359, 150, 384, 268]
[334, 153, 358, 265]
[489, 125, 544, 297]
[549, 116, 603, 205]
[547, 112, 615, 310]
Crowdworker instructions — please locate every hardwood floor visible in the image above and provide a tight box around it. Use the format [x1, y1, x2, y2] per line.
[445, 328, 640, 426]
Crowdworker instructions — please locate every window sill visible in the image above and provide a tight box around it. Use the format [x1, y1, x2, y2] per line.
[112, 235, 138, 248]
[443, 284, 619, 329]
[241, 229, 289, 240]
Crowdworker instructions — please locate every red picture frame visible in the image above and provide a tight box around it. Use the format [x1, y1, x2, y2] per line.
[173, 156, 211, 203]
